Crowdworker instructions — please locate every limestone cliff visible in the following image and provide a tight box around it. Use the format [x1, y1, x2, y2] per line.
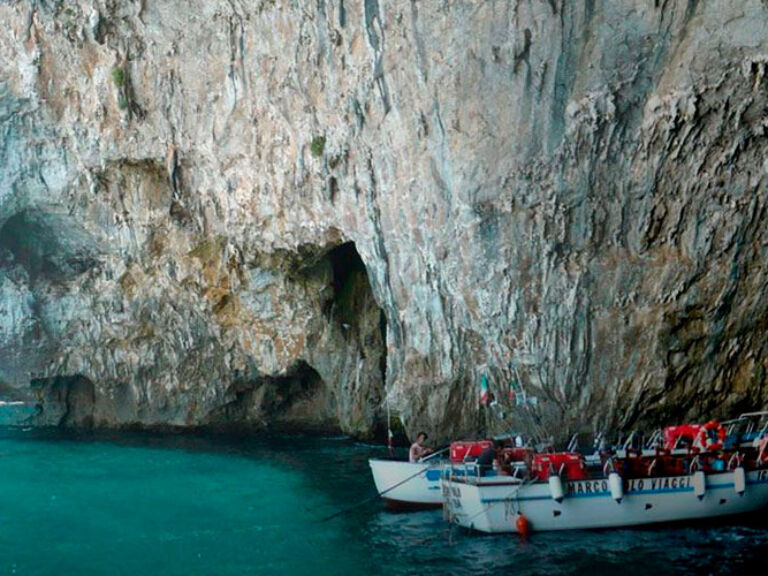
[2, 0, 768, 441]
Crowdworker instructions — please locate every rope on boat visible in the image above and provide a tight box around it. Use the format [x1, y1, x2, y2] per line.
[319, 456, 446, 523]
[450, 475, 537, 529]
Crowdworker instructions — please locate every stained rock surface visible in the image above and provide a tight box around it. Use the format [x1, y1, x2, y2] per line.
[1, 0, 768, 441]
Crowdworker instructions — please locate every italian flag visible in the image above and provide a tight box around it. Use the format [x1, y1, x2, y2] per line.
[479, 374, 490, 406]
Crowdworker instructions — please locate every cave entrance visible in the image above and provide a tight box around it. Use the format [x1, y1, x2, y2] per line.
[30, 375, 96, 427]
[326, 242, 371, 330]
[265, 361, 335, 430]
[326, 241, 387, 381]
[208, 361, 336, 432]
[211, 241, 389, 438]
[324, 241, 388, 438]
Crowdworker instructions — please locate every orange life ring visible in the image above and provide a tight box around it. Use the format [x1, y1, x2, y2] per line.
[697, 421, 726, 452]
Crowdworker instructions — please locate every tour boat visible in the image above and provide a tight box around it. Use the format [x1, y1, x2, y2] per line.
[442, 442, 768, 534]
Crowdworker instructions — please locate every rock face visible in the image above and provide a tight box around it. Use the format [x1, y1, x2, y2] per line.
[2, 0, 768, 441]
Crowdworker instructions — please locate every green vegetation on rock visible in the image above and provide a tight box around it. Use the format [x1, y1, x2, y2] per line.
[111, 67, 125, 88]
[310, 136, 325, 158]
[111, 67, 125, 87]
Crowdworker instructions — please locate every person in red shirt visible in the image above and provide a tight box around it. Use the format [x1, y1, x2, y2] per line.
[409, 431, 432, 462]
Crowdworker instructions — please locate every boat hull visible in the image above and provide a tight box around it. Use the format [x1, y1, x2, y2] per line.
[442, 468, 768, 533]
[369, 459, 444, 509]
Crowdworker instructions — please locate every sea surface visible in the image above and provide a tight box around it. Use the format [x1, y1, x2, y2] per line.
[1, 428, 767, 576]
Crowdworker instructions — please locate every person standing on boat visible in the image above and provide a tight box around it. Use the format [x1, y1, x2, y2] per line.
[476, 440, 502, 476]
[409, 432, 432, 462]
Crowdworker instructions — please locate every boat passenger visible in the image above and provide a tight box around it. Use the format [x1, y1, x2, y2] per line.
[409, 432, 432, 463]
[476, 440, 502, 476]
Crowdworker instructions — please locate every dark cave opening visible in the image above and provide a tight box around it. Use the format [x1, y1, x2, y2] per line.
[326, 241, 388, 386]
[259, 360, 331, 424]
[0, 209, 99, 281]
[325, 241, 391, 440]
[30, 374, 96, 427]
[326, 241, 369, 329]
[209, 361, 336, 431]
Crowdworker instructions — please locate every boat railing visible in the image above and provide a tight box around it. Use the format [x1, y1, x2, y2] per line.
[721, 412, 768, 444]
[584, 453, 602, 466]
[736, 410, 768, 420]
[444, 460, 528, 486]
[645, 429, 662, 450]
[690, 454, 702, 472]
[602, 457, 616, 476]
[622, 431, 636, 451]
[419, 446, 449, 463]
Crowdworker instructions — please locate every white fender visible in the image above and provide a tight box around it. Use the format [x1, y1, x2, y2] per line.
[548, 474, 564, 503]
[693, 470, 706, 500]
[734, 466, 746, 496]
[608, 471, 623, 503]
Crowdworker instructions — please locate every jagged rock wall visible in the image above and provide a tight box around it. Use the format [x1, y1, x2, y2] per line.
[2, 0, 768, 440]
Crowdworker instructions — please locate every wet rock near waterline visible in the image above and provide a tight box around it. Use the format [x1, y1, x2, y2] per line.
[30, 375, 95, 427]
[2, 1, 768, 442]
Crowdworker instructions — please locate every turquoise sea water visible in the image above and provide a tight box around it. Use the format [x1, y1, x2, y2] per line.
[1, 428, 767, 576]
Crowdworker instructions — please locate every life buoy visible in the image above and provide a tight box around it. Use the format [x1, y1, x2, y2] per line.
[697, 421, 726, 452]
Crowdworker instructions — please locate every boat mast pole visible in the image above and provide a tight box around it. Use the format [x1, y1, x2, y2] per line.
[386, 385, 394, 457]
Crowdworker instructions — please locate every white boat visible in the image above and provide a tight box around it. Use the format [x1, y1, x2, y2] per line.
[368, 458, 445, 509]
[442, 466, 768, 533]
[367, 441, 500, 509]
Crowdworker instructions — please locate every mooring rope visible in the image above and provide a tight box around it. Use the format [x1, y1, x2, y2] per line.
[319, 456, 446, 523]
